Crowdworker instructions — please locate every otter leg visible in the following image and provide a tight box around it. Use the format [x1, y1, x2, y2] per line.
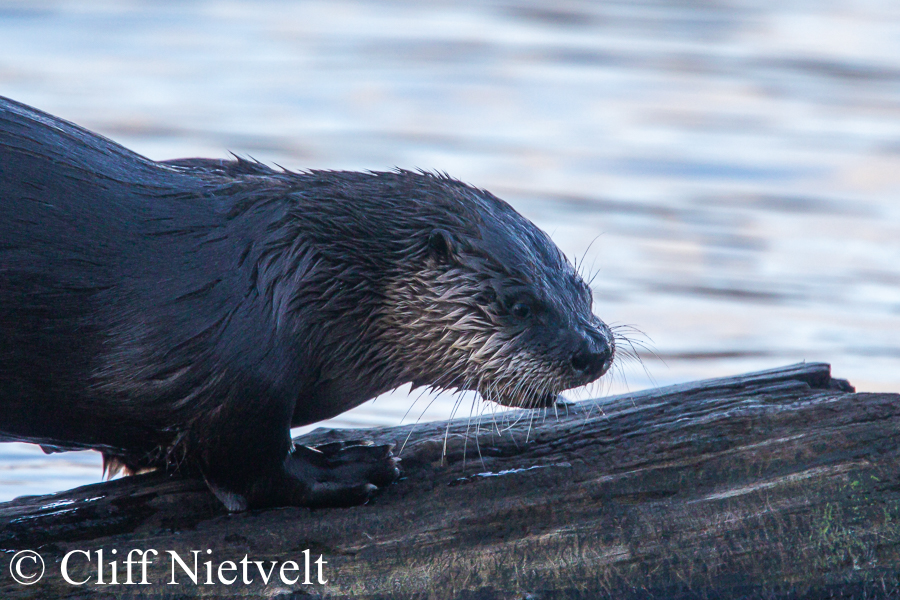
[194, 394, 400, 511]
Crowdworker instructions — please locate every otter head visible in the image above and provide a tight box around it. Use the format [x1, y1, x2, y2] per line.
[381, 177, 614, 409]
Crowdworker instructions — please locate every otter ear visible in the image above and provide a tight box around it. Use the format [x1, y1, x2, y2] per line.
[428, 229, 455, 262]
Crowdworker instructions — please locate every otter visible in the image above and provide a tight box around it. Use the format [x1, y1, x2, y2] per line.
[0, 96, 614, 511]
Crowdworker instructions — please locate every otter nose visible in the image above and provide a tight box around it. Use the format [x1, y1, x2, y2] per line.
[570, 339, 613, 381]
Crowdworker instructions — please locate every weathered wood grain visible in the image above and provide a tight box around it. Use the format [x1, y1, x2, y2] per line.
[2, 362, 899, 599]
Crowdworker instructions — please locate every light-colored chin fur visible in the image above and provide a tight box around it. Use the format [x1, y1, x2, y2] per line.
[379, 264, 571, 409]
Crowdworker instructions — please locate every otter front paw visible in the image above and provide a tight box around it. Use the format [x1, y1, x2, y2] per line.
[206, 441, 401, 511]
[285, 441, 401, 507]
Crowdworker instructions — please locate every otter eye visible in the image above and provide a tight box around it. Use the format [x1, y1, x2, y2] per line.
[511, 302, 531, 319]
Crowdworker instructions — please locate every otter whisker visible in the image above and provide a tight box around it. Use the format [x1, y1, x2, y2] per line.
[400, 386, 452, 457]
[462, 377, 489, 470]
[576, 233, 604, 282]
[400, 384, 435, 428]
[524, 395, 539, 443]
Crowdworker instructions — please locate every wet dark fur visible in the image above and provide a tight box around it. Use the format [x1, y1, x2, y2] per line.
[0, 97, 613, 510]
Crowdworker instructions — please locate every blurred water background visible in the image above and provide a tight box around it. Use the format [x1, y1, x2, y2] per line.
[1, 0, 899, 501]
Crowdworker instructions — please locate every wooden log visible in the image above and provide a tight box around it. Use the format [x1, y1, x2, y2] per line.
[2, 362, 899, 599]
